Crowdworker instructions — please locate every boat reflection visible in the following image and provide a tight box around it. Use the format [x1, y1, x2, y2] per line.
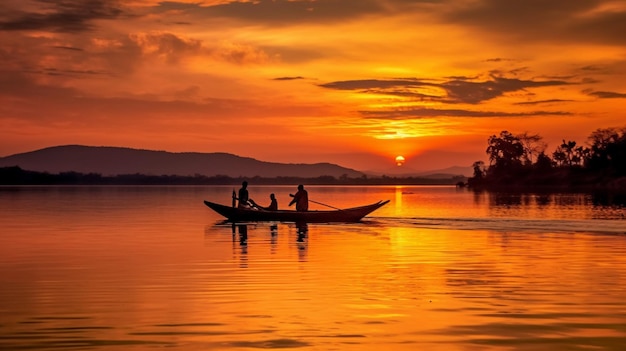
[221, 222, 310, 261]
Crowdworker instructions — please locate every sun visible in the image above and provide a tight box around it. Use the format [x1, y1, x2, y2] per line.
[395, 155, 405, 166]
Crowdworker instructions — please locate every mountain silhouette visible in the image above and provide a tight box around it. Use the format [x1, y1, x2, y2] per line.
[0, 145, 364, 178]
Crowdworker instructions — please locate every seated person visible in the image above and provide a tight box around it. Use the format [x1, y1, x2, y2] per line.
[237, 181, 250, 208]
[250, 193, 278, 211]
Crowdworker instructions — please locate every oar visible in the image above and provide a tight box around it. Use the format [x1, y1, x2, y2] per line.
[309, 199, 343, 210]
[289, 193, 342, 210]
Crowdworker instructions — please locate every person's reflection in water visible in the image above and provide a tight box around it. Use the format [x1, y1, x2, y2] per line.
[237, 224, 248, 267]
[238, 224, 248, 246]
[295, 222, 308, 261]
[296, 223, 307, 242]
[270, 223, 278, 252]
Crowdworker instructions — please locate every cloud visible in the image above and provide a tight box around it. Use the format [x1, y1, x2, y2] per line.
[53, 45, 84, 51]
[588, 91, 626, 98]
[515, 99, 575, 106]
[320, 78, 431, 91]
[442, 77, 569, 104]
[153, 0, 388, 26]
[273, 76, 305, 81]
[359, 107, 571, 119]
[320, 76, 571, 104]
[213, 42, 271, 65]
[0, 0, 124, 32]
[442, 0, 626, 45]
[129, 31, 202, 63]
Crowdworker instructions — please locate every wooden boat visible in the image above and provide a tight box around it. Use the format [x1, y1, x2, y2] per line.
[204, 199, 389, 223]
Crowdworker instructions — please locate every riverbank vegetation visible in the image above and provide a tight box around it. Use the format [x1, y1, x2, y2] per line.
[467, 127, 626, 192]
[0, 166, 465, 186]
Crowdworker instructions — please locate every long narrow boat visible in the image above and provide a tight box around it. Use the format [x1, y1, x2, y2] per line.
[204, 199, 389, 223]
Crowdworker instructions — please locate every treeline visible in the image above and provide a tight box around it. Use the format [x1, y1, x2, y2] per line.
[0, 166, 466, 186]
[467, 126, 626, 191]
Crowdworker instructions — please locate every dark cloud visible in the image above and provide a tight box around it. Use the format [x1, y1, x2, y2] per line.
[0, 31, 136, 79]
[485, 58, 516, 63]
[362, 89, 440, 100]
[588, 91, 626, 98]
[273, 76, 305, 81]
[156, 0, 419, 25]
[442, 0, 626, 45]
[443, 77, 568, 104]
[0, 0, 124, 32]
[320, 78, 431, 90]
[359, 107, 571, 119]
[40, 67, 109, 77]
[515, 99, 574, 105]
[320, 76, 571, 104]
[53, 45, 84, 51]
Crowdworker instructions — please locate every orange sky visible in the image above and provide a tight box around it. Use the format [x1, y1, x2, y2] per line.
[1, 0, 625, 172]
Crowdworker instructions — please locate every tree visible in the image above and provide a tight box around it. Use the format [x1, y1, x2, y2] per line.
[517, 132, 546, 165]
[534, 151, 553, 171]
[472, 161, 485, 179]
[486, 131, 524, 175]
[586, 127, 625, 174]
[552, 140, 588, 167]
[467, 161, 486, 188]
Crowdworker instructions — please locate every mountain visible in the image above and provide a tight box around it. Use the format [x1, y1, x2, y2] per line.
[0, 145, 364, 178]
[366, 165, 472, 178]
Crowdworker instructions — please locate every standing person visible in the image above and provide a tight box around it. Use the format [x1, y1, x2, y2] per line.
[237, 181, 250, 208]
[289, 184, 309, 212]
[251, 193, 278, 211]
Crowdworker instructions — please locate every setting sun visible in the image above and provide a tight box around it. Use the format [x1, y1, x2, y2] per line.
[395, 155, 405, 166]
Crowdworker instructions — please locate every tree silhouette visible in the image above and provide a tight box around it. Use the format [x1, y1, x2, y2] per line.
[468, 126, 626, 191]
[586, 127, 626, 176]
[486, 131, 524, 178]
[517, 132, 546, 165]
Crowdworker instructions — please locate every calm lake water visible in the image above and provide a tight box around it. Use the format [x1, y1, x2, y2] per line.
[1, 185, 625, 350]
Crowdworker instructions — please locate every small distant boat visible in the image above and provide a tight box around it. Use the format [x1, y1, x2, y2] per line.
[204, 200, 389, 223]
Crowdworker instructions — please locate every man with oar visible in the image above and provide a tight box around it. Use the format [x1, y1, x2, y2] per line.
[289, 184, 309, 212]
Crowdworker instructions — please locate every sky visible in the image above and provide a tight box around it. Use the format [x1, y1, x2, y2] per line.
[1, 0, 625, 173]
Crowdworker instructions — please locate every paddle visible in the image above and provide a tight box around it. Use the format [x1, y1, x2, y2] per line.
[308, 198, 343, 211]
[289, 192, 342, 210]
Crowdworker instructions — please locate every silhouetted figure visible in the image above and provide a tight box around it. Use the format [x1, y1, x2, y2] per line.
[250, 193, 278, 211]
[238, 181, 250, 208]
[289, 184, 309, 212]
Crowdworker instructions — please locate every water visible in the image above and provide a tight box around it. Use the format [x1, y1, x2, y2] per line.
[1, 185, 625, 350]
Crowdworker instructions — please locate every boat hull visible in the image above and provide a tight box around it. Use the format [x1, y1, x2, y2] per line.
[204, 200, 389, 223]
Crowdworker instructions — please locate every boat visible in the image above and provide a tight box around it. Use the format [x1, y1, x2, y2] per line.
[204, 199, 389, 223]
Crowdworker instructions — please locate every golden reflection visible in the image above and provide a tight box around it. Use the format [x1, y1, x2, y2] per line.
[395, 185, 403, 211]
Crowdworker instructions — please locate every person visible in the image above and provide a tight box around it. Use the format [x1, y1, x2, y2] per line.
[237, 181, 250, 208]
[288, 184, 309, 211]
[250, 193, 278, 211]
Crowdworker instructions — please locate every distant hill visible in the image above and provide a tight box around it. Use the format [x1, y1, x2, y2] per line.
[366, 165, 472, 178]
[0, 145, 364, 178]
